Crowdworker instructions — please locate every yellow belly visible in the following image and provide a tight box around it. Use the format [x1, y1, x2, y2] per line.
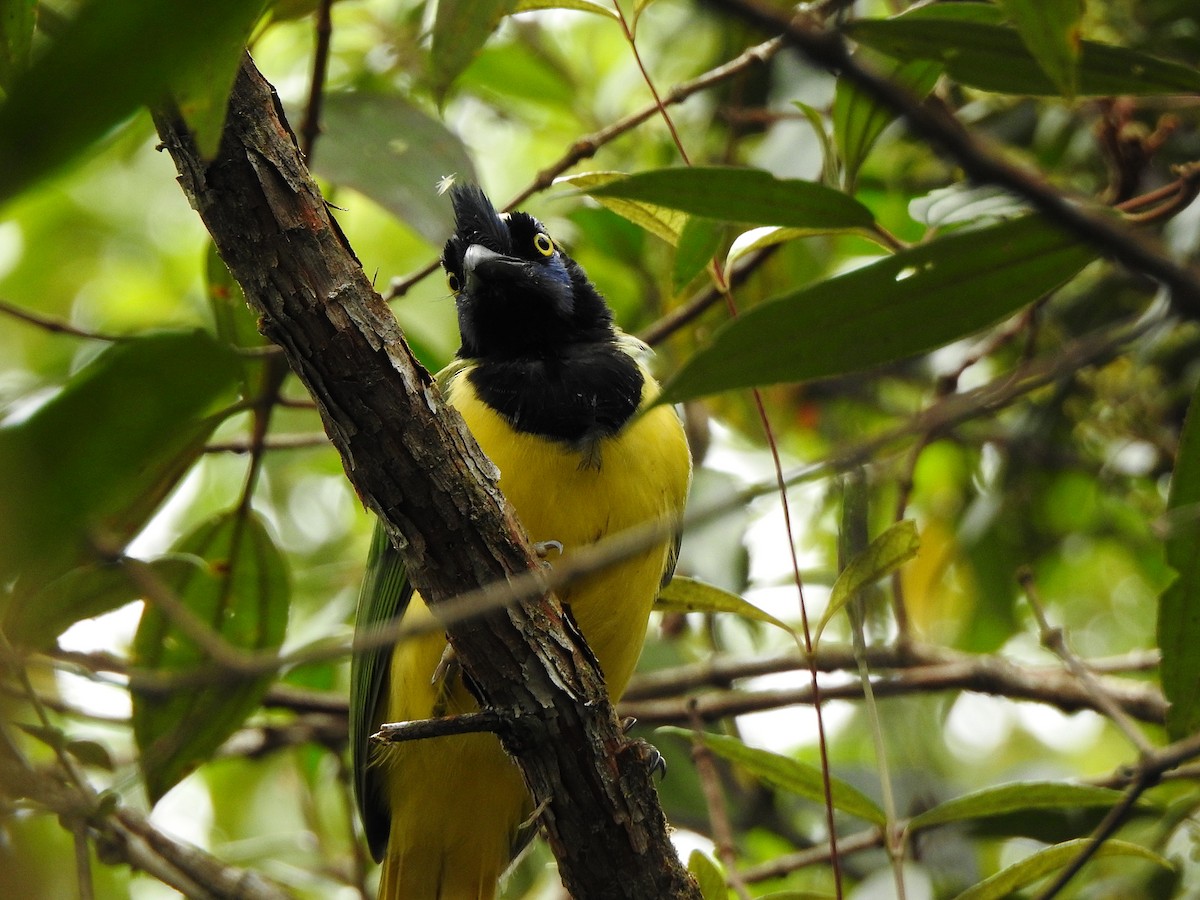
[378, 366, 690, 899]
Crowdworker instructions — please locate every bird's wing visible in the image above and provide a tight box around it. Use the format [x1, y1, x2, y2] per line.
[350, 360, 468, 860]
[662, 529, 683, 591]
[616, 331, 687, 593]
[349, 517, 413, 862]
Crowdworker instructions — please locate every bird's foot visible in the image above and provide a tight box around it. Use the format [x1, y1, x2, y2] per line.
[621, 717, 667, 779]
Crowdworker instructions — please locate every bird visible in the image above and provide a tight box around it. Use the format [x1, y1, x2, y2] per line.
[349, 184, 692, 899]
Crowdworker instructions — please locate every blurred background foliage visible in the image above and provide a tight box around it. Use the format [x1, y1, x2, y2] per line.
[2, 0, 1200, 898]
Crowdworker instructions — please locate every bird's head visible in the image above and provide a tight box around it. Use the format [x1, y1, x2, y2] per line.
[441, 185, 614, 359]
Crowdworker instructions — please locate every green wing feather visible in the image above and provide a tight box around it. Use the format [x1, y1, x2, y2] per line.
[349, 361, 467, 861]
[349, 517, 413, 862]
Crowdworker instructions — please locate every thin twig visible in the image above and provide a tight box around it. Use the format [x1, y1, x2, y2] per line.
[687, 701, 752, 900]
[100, 547, 262, 676]
[35, 639, 1168, 728]
[73, 824, 95, 900]
[372, 709, 509, 745]
[1033, 773, 1153, 900]
[0, 628, 94, 796]
[639, 245, 778, 347]
[840, 473, 906, 900]
[1019, 568, 1155, 756]
[1115, 162, 1200, 216]
[204, 432, 331, 454]
[298, 0, 334, 163]
[0, 644, 290, 898]
[623, 643, 1159, 701]
[622, 657, 1167, 727]
[0, 297, 128, 342]
[614, 1, 692, 165]
[739, 827, 885, 882]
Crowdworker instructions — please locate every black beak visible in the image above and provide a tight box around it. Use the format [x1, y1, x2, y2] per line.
[463, 244, 527, 291]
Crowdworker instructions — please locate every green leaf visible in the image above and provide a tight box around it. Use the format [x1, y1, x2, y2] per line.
[997, 0, 1083, 99]
[5, 556, 200, 650]
[0, 0, 35, 88]
[833, 55, 942, 192]
[657, 576, 794, 636]
[65, 740, 116, 772]
[724, 226, 799, 272]
[659, 215, 1095, 403]
[659, 728, 887, 825]
[205, 241, 264, 401]
[674, 217, 722, 291]
[816, 520, 919, 645]
[952, 839, 1171, 900]
[16, 723, 65, 752]
[514, 0, 617, 18]
[687, 850, 728, 900]
[0, 0, 267, 205]
[791, 101, 840, 188]
[430, 0, 517, 103]
[584, 166, 876, 232]
[1160, 379, 1200, 739]
[630, 0, 656, 35]
[558, 171, 685, 245]
[909, 184, 1030, 228]
[306, 92, 478, 245]
[169, 19, 258, 158]
[910, 782, 1129, 831]
[206, 242, 266, 353]
[847, 12, 1200, 97]
[0, 331, 241, 600]
[458, 41, 579, 111]
[132, 511, 289, 803]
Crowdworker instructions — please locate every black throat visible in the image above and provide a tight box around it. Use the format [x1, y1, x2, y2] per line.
[467, 342, 644, 447]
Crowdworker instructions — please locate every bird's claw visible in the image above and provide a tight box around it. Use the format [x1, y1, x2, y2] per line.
[620, 721, 667, 780]
[430, 646, 461, 716]
[534, 540, 564, 559]
[634, 738, 668, 779]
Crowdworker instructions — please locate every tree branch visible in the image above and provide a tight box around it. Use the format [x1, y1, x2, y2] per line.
[151, 52, 698, 899]
[0, 741, 290, 899]
[621, 649, 1168, 727]
[703, 0, 1200, 310]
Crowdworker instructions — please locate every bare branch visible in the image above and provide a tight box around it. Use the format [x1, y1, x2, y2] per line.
[621, 654, 1167, 727]
[0, 751, 291, 900]
[1020, 568, 1156, 755]
[0, 297, 128, 342]
[372, 710, 509, 745]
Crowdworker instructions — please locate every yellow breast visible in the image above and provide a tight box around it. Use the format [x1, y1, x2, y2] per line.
[444, 362, 691, 694]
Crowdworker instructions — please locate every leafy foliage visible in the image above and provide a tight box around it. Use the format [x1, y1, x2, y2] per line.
[660, 215, 1097, 402]
[2, 0, 1199, 898]
[131, 511, 289, 803]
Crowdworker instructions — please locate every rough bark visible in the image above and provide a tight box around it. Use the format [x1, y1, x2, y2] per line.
[152, 53, 699, 900]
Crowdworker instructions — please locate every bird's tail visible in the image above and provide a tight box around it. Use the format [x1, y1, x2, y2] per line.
[377, 843, 500, 900]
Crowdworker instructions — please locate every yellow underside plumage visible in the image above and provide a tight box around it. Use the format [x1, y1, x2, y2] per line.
[376, 363, 691, 900]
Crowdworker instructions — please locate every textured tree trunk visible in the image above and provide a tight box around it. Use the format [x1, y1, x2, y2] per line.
[152, 52, 701, 900]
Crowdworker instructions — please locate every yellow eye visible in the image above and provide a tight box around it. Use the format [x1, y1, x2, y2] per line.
[533, 232, 554, 257]
[446, 272, 461, 294]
